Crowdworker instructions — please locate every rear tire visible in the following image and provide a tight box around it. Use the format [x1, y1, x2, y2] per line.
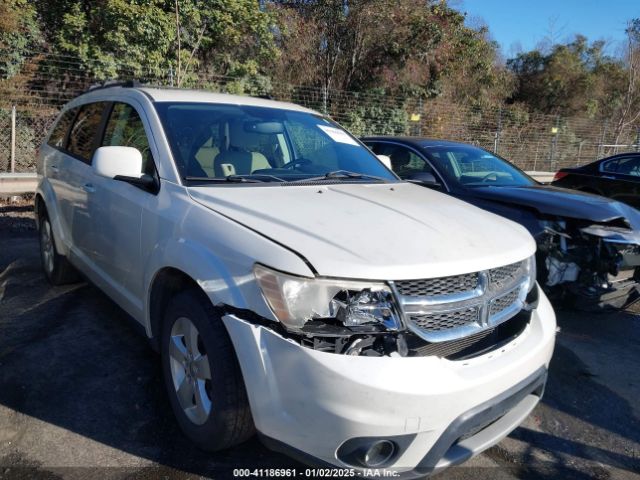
[161, 288, 255, 451]
[38, 210, 80, 285]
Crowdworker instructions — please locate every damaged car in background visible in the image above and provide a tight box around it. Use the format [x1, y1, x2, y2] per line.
[35, 85, 555, 476]
[363, 137, 640, 309]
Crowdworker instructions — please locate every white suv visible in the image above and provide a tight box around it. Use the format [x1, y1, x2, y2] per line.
[35, 84, 555, 476]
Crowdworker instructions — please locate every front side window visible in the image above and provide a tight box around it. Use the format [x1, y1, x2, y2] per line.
[48, 108, 78, 149]
[422, 145, 535, 188]
[155, 102, 396, 183]
[67, 102, 107, 162]
[102, 103, 154, 175]
[370, 143, 435, 178]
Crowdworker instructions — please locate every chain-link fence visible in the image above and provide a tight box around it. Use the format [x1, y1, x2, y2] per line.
[2, 52, 640, 173]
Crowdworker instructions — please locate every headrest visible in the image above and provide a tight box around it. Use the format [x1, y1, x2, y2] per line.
[227, 120, 261, 150]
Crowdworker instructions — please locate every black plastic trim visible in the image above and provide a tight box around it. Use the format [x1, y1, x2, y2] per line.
[415, 367, 547, 475]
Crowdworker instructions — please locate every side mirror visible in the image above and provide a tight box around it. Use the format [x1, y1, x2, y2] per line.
[406, 172, 441, 188]
[377, 154, 392, 170]
[94, 146, 143, 179]
[93, 146, 157, 191]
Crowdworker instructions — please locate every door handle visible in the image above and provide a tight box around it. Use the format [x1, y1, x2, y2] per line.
[50, 165, 58, 173]
[82, 183, 96, 193]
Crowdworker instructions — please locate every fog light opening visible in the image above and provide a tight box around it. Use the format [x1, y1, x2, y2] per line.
[363, 440, 396, 467]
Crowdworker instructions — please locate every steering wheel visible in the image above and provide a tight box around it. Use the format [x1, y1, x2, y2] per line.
[281, 158, 312, 170]
[481, 172, 499, 183]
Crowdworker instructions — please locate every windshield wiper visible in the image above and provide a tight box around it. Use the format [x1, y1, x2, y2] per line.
[185, 174, 285, 184]
[290, 170, 391, 183]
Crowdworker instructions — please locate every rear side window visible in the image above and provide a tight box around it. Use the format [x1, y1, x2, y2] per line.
[67, 102, 107, 162]
[603, 157, 640, 177]
[48, 108, 78, 149]
[102, 103, 154, 174]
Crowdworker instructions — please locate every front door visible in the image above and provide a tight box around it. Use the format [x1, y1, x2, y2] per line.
[85, 101, 157, 316]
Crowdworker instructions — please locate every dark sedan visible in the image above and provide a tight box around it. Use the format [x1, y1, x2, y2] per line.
[363, 136, 640, 309]
[552, 152, 640, 209]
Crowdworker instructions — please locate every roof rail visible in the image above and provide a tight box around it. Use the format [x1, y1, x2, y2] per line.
[86, 80, 143, 92]
[252, 93, 274, 100]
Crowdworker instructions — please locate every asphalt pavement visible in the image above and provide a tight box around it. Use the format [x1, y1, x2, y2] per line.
[0, 202, 638, 480]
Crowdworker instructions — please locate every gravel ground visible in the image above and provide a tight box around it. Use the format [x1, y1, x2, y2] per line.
[0, 202, 639, 479]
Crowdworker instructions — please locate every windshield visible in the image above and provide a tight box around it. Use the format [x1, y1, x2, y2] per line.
[155, 102, 397, 183]
[422, 145, 536, 188]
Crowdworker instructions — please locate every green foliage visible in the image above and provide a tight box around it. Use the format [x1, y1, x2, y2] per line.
[40, 0, 175, 79]
[342, 101, 408, 136]
[35, 0, 277, 81]
[507, 35, 629, 118]
[0, 0, 42, 77]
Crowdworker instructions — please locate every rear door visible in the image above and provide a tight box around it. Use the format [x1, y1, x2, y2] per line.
[57, 102, 108, 266]
[44, 107, 79, 249]
[596, 156, 640, 208]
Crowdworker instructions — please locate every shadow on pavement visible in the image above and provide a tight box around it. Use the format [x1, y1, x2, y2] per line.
[1, 234, 639, 479]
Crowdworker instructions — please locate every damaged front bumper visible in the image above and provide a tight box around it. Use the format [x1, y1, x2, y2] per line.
[538, 219, 640, 309]
[221, 290, 556, 476]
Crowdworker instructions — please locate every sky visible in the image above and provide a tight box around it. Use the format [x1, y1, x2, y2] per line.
[462, 0, 640, 57]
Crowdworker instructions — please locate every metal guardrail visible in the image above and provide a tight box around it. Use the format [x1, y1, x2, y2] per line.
[525, 171, 556, 184]
[0, 173, 37, 195]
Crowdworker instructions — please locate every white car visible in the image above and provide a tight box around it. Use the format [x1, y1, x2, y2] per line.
[35, 84, 556, 476]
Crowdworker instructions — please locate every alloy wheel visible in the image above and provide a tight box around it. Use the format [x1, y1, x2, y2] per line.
[40, 219, 55, 275]
[168, 316, 213, 425]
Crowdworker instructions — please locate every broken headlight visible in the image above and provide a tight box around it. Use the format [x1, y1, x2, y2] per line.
[254, 264, 402, 332]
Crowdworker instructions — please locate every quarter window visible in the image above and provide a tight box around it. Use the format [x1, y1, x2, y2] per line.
[48, 108, 78, 149]
[601, 159, 619, 173]
[67, 102, 107, 162]
[102, 103, 154, 174]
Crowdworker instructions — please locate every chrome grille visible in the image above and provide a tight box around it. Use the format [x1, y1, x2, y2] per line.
[394, 259, 529, 343]
[490, 288, 521, 316]
[489, 262, 521, 288]
[409, 307, 480, 332]
[395, 273, 478, 297]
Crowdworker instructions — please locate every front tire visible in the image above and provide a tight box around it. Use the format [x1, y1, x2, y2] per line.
[38, 211, 79, 285]
[161, 288, 254, 451]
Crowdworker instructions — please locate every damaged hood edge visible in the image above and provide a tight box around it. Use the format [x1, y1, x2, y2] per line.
[470, 185, 640, 230]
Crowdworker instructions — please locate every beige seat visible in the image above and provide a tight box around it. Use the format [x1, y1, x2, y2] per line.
[195, 138, 220, 177]
[214, 120, 270, 177]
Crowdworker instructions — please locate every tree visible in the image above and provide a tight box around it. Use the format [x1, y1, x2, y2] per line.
[34, 0, 278, 82]
[37, 0, 175, 79]
[507, 35, 627, 117]
[0, 0, 41, 78]
[178, 0, 279, 81]
[269, 0, 512, 105]
[611, 19, 640, 145]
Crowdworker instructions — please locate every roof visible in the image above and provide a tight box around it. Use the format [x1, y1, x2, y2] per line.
[74, 85, 319, 114]
[139, 87, 318, 114]
[361, 136, 471, 148]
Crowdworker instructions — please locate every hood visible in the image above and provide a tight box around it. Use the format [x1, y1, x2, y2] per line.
[188, 182, 535, 280]
[470, 185, 640, 229]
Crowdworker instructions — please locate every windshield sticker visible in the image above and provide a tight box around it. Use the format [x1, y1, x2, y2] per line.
[317, 125, 359, 146]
